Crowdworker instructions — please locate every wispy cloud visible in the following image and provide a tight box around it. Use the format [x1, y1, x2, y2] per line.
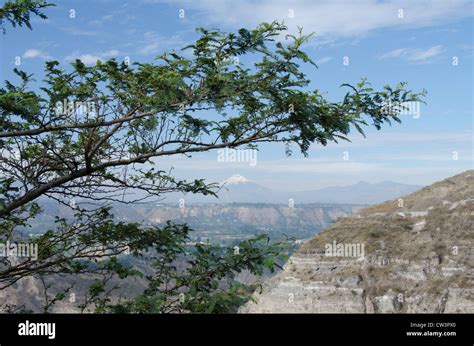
[65, 49, 121, 65]
[316, 56, 332, 65]
[155, 153, 471, 180]
[323, 131, 473, 149]
[379, 48, 408, 59]
[89, 14, 115, 27]
[161, 0, 473, 42]
[23, 49, 52, 60]
[139, 31, 188, 55]
[408, 45, 445, 62]
[380, 45, 444, 63]
[60, 27, 99, 37]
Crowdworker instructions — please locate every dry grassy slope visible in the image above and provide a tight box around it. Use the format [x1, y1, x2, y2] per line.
[241, 170, 474, 313]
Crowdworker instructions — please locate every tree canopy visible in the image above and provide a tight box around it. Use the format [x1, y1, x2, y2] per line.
[0, 0, 54, 33]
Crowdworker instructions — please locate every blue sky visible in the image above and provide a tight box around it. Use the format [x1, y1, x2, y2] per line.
[1, 0, 473, 191]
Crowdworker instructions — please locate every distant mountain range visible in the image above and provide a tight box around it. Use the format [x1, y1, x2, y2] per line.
[165, 174, 422, 205]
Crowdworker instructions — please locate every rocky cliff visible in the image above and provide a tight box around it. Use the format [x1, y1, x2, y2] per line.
[141, 204, 359, 232]
[240, 170, 474, 313]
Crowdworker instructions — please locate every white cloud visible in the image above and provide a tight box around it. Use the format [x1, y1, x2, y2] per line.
[162, 0, 473, 42]
[151, 155, 380, 174]
[320, 131, 473, 151]
[380, 45, 444, 63]
[88, 12, 133, 27]
[139, 32, 188, 55]
[153, 152, 472, 178]
[22, 49, 52, 60]
[408, 45, 444, 61]
[101, 49, 120, 57]
[316, 56, 332, 65]
[65, 49, 120, 65]
[257, 160, 379, 174]
[61, 27, 98, 36]
[379, 48, 408, 59]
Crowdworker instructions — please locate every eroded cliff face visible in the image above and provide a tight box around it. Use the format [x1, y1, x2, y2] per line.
[143, 204, 359, 231]
[240, 171, 474, 313]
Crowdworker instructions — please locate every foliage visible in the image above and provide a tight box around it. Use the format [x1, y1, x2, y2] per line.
[0, 0, 54, 33]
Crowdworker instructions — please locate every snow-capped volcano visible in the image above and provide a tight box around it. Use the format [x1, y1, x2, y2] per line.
[221, 174, 251, 186]
[218, 174, 275, 203]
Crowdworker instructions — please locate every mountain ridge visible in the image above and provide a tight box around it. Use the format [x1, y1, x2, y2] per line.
[171, 174, 422, 205]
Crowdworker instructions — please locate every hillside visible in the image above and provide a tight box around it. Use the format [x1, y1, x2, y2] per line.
[240, 170, 474, 313]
